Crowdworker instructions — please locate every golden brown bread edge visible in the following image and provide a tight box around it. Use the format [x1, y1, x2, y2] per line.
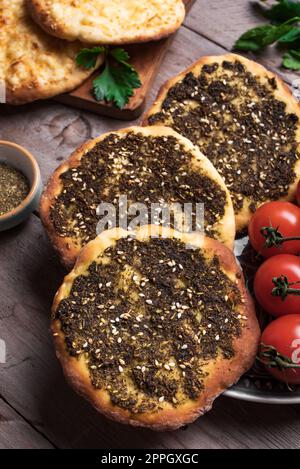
[4, 0, 103, 105]
[51, 225, 260, 431]
[142, 53, 300, 233]
[40, 125, 236, 270]
[5, 59, 101, 105]
[26, 0, 186, 45]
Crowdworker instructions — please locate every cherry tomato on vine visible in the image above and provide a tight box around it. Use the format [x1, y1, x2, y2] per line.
[258, 315, 300, 384]
[254, 254, 300, 317]
[248, 201, 300, 258]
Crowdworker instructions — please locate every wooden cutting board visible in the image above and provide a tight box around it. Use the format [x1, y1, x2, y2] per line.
[55, 0, 194, 120]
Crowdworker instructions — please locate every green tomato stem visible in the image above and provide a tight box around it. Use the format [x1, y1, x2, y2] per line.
[258, 343, 300, 370]
[261, 225, 300, 248]
[272, 275, 300, 300]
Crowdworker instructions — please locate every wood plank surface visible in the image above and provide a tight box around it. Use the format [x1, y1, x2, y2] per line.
[0, 398, 54, 449]
[0, 0, 300, 449]
[56, 0, 195, 120]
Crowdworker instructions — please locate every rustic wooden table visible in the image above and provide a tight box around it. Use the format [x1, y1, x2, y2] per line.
[1, 0, 300, 449]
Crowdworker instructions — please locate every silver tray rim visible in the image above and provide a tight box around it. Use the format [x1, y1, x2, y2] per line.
[224, 386, 300, 404]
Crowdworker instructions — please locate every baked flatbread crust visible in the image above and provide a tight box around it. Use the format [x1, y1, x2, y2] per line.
[27, 0, 185, 45]
[40, 126, 235, 269]
[52, 225, 260, 431]
[143, 53, 300, 233]
[2, 0, 102, 105]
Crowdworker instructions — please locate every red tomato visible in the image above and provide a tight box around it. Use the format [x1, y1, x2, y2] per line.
[297, 180, 300, 206]
[248, 201, 300, 258]
[254, 254, 300, 317]
[260, 315, 300, 384]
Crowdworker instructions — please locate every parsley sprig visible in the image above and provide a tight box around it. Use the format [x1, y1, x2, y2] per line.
[76, 46, 142, 109]
[234, 0, 300, 70]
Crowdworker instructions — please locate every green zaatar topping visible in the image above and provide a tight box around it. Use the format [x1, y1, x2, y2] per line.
[148, 60, 299, 217]
[55, 236, 243, 414]
[50, 133, 227, 246]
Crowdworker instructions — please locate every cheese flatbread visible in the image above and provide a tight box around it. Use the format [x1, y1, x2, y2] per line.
[27, 0, 185, 45]
[2, 0, 101, 104]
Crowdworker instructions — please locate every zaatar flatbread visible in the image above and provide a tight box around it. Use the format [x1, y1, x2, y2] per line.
[40, 126, 235, 269]
[52, 225, 259, 430]
[143, 54, 300, 233]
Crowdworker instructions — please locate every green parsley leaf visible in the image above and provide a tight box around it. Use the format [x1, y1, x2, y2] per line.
[234, 17, 300, 51]
[76, 46, 106, 69]
[278, 26, 300, 42]
[263, 17, 300, 43]
[110, 48, 131, 66]
[234, 1, 300, 70]
[234, 25, 276, 51]
[282, 48, 300, 69]
[76, 46, 142, 109]
[265, 0, 300, 22]
[93, 62, 141, 109]
[233, 38, 264, 51]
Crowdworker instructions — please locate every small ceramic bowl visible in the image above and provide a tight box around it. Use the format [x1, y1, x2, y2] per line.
[0, 141, 42, 231]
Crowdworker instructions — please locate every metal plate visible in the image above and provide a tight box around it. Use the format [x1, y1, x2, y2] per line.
[224, 237, 300, 404]
[224, 381, 300, 404]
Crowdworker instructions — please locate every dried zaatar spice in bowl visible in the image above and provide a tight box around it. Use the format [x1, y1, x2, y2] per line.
[0, 140, 42, 231]
[0, 163, 30, 216]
